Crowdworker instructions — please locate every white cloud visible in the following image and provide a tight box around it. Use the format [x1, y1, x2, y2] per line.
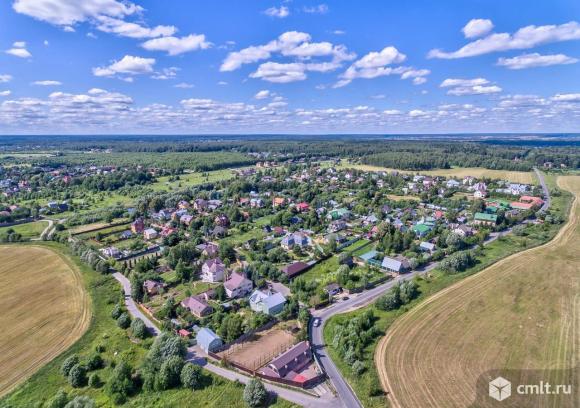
[409, 109, 428, 117]
[0, 75, 13, 83]
[250, 62, 307, 83]
[303, 4, 329, 14]
[44, 40, 49, 46]
[5, 41, 32, 58]
[335, 46, 411, 87]
[429, 21, 580, 59]
[551, 93, 580, 102]
[264, 6, 289, 18]
[32, 80, 62, 86]
[151, 67, 179, 80]
[254, 90, 271, 99]
[93, 55, 156, 77]
[497, 53, 578, 69]
[440, 78, 490, 87]
[447, 85, 502, 96]
[217, 81, 228, 86]
[95, 16, 176, 39]
[462, 19, 494, 39]
[0, 91, 11, 97]
[141, 34, 212, 56]
[174, 82, 194, 88]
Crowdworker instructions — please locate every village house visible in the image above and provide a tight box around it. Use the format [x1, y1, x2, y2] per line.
[100, 246, 120, 259]
[131, 218, 144, 234]
[473, 212, 498, 226]
[143, 228, 158, 240]
[196, 327, 222, 353]
[249, 289, 287, 315]
[296, 202, 310, 212]
[281, 261, 311, 279]
[143, 279, 166, 296]
[261, 341, 313, 379]
[419, 241, 436, 253]
[194, 198, 208, 212]
[453, 224, 474, 237]
[181, 296, 213, 318]
[273, 197, 286, 207]
[224, 272, 253, 298]
[382, 255, 411, 273]
[281, 232, 309, 250]
[328, 219, 347, 233]
[201, 258, 225, 282]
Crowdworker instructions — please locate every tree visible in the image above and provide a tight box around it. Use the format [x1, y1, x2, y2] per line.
[175, 260, 192, 282]
[46, 389, 69, 408]
[117, 312, 131, 329]
[445, 232, 463, 250]
[180, 363, 203, 390]
[219, 242, 236, 263]
[86, 353, 104, 370]
[130, 275, 144, 302]
[131, 318, 148, 339]
[61, 355, 79, 377]
[157, 356, 185, 390]
[337, 264, 350, 286]
[106, 362, 134, 404]
[88, 372, 102, 388]
[111, 304, 123, 320]
[338, 252, 352, 265]
[68, 364, 87, 388]
[64, 396, 95, 408]
[400, 280, 419, 304]
[376, 286, 401, 311]
[352, 360, 366, 375]
[243, 378, 268, 407]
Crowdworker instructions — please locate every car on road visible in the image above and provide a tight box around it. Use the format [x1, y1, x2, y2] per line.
[342, 296, 349, 301]
[313, 317, 321, 327]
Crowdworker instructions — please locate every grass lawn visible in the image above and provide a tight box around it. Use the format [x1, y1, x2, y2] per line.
[0, 220, 48, 240]
[322, 172, 575, 408]
[0, 242, 294, 408]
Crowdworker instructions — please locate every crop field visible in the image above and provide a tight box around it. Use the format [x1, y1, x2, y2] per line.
[150, 166, 254, 192]
[218, 326, 297, 371]
[0, 221, 48, 239]
[0, 245, 90, 397]
[376, 176, 580, 408]
[342, 162, 536, 184]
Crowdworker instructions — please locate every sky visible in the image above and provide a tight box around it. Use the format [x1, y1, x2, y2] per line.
[0, 0, 579, 134]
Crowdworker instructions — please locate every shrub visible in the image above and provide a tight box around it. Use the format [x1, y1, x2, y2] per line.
[243, 378, 268, 407]
[117, 312, 131, 329]
[63, 396, 95, 408]
[352, 360, 366, 375]
[156, 356, 185, 390]
[67, 364, 87, 388]
[111, 304, 123, 320]
[106, 362, 134, 404]
[88, 373, 102, 388]
[45, 389, 69, 408]
[86, 353, 104, 371]
[130, 318, 148, 339]
[180, 363, 203, 390]
[61, 355, 79, 377]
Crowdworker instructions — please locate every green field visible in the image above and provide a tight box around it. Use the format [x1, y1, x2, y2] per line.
[0, 221, 48, 240]
[150, 167, 251, 192]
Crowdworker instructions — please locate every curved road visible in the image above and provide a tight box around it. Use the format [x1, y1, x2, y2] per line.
[310, 169, 552, 408]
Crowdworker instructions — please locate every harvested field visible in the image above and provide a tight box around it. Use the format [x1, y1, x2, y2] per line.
[0, 245, 91, 396]
[218, 326, 297, 371]
[376, 176, 580, 408]
[343, 163, 535, 184]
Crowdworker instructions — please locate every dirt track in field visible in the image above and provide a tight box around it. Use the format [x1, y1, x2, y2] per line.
[376, 176, 580, 408]
[0, 246, 91, 396]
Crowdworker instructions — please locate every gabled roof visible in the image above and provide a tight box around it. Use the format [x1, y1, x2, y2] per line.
[268, 341, 310, 371]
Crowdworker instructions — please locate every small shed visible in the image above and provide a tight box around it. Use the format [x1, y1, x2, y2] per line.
[196, 327, 223, 353]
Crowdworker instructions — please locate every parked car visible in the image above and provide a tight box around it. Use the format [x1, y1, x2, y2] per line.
[313, 318, 321, 327]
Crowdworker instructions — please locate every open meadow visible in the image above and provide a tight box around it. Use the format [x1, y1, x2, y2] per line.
[0, 220, 48, 240]
[0, 245, 91, 396]
[376, 175, 580, 408]
[341, 162, 536, 184]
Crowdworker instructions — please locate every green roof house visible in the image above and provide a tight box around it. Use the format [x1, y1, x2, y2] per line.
[474, 212, 497, 226]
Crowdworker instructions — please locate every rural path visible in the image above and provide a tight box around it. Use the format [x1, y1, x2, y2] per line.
[534, 167, 551, 211]
[113, 272, 337, 407]
[29, 219, 53, 241]
[375, 176, 578, 408]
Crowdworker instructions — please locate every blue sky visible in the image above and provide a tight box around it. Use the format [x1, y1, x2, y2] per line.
[0, 0, 579, 134]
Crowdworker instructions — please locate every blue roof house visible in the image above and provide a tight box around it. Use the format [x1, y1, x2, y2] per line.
[196, 327, 223, 353]
[249, 289, 287, 315]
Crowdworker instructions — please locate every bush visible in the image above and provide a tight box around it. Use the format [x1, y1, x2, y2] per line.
[106, 362, 134, 404]
[243, 378, 268, 407]
[86, 353, 104, 371]
[111, 304, 123, 319]
[68, 364, 87, 388]
[352, 360, 366, 375]
[61, 355, 79, 377]
[64, 396, 95, 408]
[117, 312, 131, 329]
[130, 318, 148, 339]
[88, 372, 102, 388]
[180, 363, 203, 390]
[45, 389, 69, 408]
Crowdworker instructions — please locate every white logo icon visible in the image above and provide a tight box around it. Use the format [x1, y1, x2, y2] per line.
[489, 377, 511, 401]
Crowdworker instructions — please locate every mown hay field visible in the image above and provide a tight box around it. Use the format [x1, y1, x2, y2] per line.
[343, 163, 535, 184]
[0, 246, 91, 396]
[376, 176, 580, 408]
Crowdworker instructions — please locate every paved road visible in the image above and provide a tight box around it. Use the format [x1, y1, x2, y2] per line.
[533, 167, 551, 211]
[112, 272, 160, 336]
